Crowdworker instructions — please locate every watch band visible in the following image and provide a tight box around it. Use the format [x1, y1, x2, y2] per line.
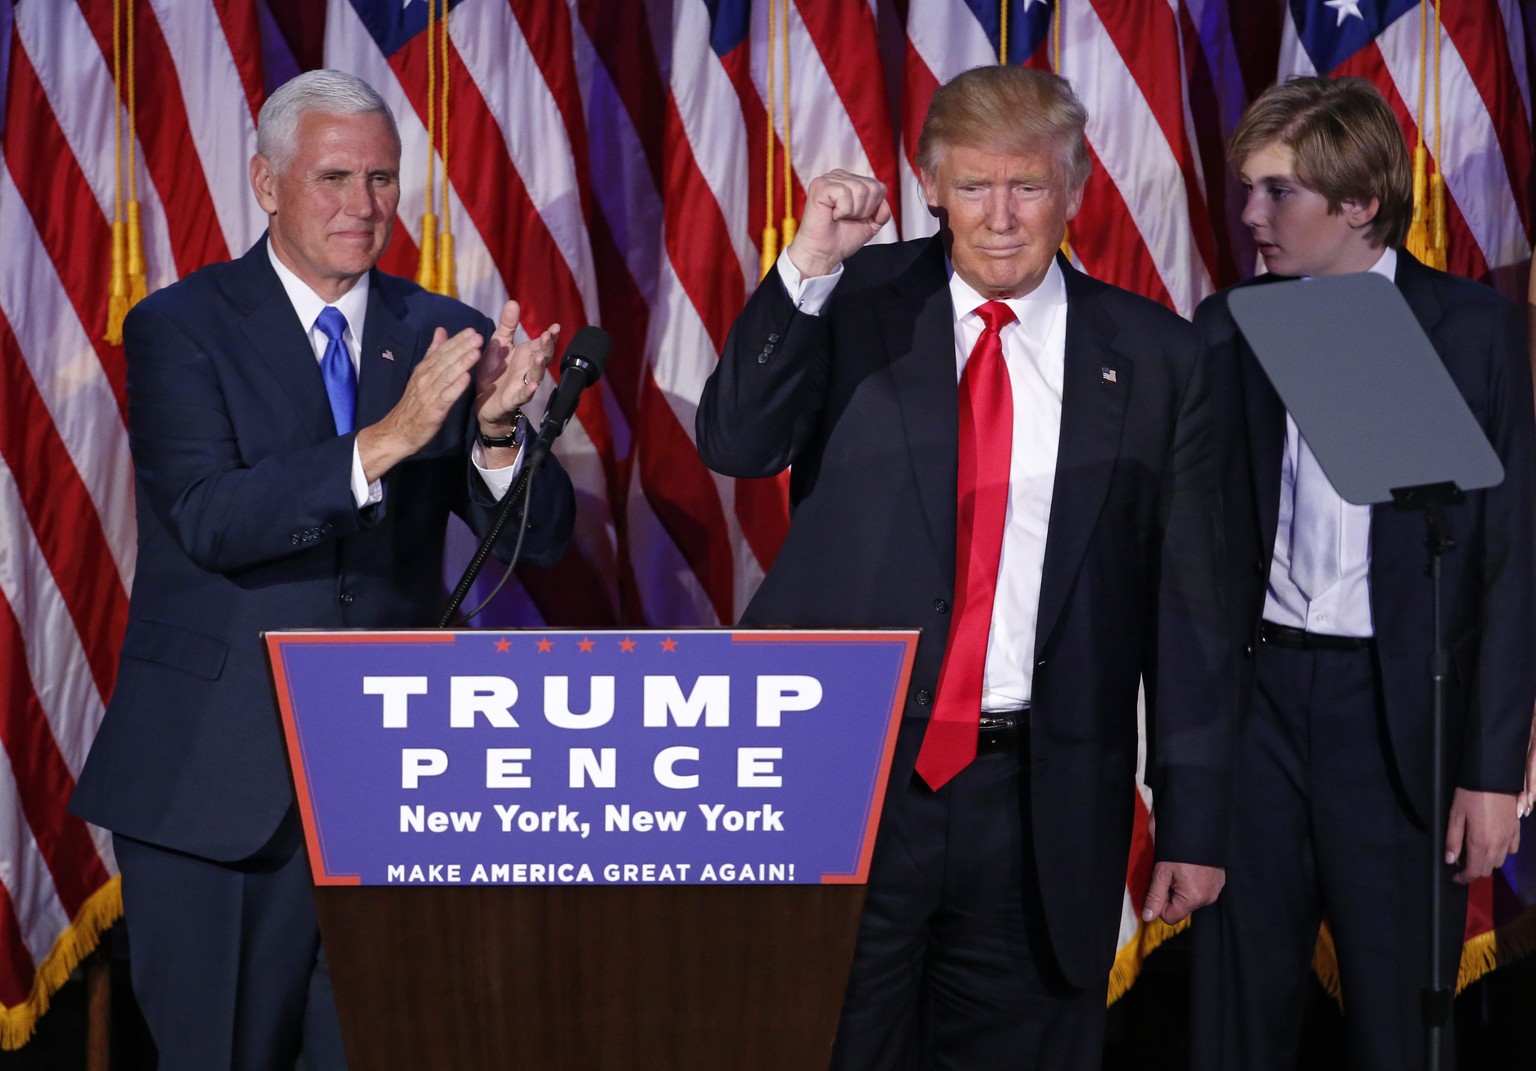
[478, 408, 524, 449]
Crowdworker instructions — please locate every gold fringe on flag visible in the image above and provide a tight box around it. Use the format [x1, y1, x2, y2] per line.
[0, 878, 123, 1050]
[760, 0, 781, 278]
[1309, 901, 1536, 1007]
[999, 0, 1009, 66]
[1107, 915, 1190, 1006]
[1458, 904, 1536, 992]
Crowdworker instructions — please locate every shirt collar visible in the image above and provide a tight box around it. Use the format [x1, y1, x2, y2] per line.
[947, 258, 1067, 346]
[266, 238, 371, 344]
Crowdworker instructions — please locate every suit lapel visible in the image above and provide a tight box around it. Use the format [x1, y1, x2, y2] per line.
[356, 272, 420, 429]
[1033, 262, 1132, 652]
[1392, 251, 1446, 343]
[234, 240, 337, 446]
[1241, 325, 1286, 557]
[882, 239, 961, 572]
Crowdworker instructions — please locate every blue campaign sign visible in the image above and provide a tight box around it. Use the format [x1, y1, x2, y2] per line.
[265, 630, 917, 888]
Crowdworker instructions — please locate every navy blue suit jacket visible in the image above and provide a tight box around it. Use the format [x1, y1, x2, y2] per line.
[72, 239, 575, 861]
[697, 239, 1237, 987]
[1200, 251, 1536, 819]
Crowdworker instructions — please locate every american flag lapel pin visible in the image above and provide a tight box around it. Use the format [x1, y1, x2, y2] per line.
[381, 348, 395, 362]
[1101, 367, 1117, 384]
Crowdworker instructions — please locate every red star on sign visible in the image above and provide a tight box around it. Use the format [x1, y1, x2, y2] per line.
[618, 637, 636, 652]
[494, 637, 511, 653]
[660, 637, 677, 653]
[577, 637, 595, 653]
[536, 637, 554, 653]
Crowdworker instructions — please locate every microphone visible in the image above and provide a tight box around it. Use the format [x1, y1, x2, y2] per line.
[527, 325, 611, 469]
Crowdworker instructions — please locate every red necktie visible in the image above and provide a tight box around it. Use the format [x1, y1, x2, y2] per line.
[916, 300, 1017, 791]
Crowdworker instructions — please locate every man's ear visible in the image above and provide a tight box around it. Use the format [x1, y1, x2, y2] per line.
[1341, 195, 1381, 233]
[249, 155, 278, 215]
[918, 168, 939, 213]
[1065, 180, 1085, 225]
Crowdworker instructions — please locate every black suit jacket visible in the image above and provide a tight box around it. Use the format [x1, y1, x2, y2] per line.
[72, 239, 575, 861]
[697, 239, 1236, 986]
[1199, 251, 1536, 820]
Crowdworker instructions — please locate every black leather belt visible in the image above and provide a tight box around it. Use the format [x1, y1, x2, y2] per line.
[977, 707, 1028, 753]
[1260, 620, 1374, 652]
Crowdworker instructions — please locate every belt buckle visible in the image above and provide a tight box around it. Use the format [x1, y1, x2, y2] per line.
[976, 711, 1020, 754]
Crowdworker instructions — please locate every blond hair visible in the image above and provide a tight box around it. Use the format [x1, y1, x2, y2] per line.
[916, 65, 1091, 189]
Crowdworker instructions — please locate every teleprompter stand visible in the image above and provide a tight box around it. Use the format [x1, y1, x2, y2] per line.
[1230, 273, 1504, 1070]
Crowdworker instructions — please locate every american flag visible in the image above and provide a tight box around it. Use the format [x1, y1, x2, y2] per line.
[2, 0, 1531, 1045]
[1280, 0, 1532, 293]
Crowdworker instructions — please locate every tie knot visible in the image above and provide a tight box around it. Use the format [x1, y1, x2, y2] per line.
[315, 306, 348, 344]
[975, 300, 1016, 335]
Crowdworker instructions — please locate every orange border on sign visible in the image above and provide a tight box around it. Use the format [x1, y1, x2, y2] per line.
[265, 630, 461, 886]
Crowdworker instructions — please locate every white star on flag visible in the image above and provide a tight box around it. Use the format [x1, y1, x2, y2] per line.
[1324, 0, 1365, 25]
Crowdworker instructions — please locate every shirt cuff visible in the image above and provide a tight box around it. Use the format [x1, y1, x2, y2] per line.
[350, 442, 383, 508]
[471, 411, 530, 500]
[775, 248, 843, 316]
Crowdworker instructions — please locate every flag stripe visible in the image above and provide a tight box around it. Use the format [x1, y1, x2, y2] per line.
[0, 882, 34, 1008]
[208, 0, 265, 123]
[1335, 44, 1496, 282]
[789, 0, 902, 235]
[0, 313, 126, 707]
[1, 45, 127, 414]
[0, 595, 111, 919]
[1065, 0, 1212, 314]
[636, 374, 736, 623]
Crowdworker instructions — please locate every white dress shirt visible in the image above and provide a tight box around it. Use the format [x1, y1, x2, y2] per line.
[777, 249, 1067, 707]
[1261, 246, 1397, 637]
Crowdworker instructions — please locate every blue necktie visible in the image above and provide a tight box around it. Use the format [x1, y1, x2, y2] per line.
[315, 306, 356, 435]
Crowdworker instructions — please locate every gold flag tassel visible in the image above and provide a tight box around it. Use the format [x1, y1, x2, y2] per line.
[778, 0, 796, 248]
[760, 0, 780, 278]
[1053, 0, 1075, 260]
[1426, 170, 1448, 271]
[1404, 0, 1432, 262]
[999, 0, 1009, 65]
[124, 0, 147, 308]
[1405, 146, 1431, 261]
[1423, 0, 1448, 270]
[105, 0, 129, 344]
[435, 0, 457, 298]
[415, 0, 440, 292]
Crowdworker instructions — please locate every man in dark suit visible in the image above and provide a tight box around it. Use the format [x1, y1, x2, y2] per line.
[70, 70, 574, 1069]
[1189, 76, 1535, 1071]
[697, 65, 1235, 1069]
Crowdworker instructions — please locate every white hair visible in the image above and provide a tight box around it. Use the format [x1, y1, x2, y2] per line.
[256, 69, 398, 173]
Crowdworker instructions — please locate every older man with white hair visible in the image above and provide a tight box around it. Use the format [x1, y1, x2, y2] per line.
[71, 70, 575, 1069]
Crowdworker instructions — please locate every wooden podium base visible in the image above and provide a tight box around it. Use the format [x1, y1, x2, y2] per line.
[315, 884, 866, 1070]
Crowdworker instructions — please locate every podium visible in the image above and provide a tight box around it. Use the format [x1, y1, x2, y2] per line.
[266, 629, 918, 1069]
